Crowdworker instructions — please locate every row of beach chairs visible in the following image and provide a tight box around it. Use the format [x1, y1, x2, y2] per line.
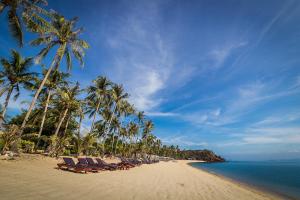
[57, 157, 157, 173]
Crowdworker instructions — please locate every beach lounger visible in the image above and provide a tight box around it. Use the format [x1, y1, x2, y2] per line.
[57, 157, 92, 173]
[95, 158, 120, 170]
[77, 158, 102, 172]
[86, 157, 113, 171]
[119, 157, 137, 168]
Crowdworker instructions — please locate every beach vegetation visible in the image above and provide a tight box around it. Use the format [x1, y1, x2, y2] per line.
[0, 0, 203, 160]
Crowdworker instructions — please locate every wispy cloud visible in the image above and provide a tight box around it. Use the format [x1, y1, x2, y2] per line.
[209, 41, 248, 69]
[103, 1, 182, 112]
[178, 78, 300, 127]
[146, 111, 178, 117]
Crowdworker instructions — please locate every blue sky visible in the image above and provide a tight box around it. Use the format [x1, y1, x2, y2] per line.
[1, 0, 300, 160]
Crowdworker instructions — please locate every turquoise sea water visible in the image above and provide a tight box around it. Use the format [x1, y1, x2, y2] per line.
[190, 160, 300, 199]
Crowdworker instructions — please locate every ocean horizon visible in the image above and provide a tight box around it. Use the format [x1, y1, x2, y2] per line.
[190, 160, 300, 200]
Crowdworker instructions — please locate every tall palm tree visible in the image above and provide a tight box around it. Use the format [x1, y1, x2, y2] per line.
[35, 70, 69, 149]
[127, 121, 139, 156]
[142, 120, 154, 154]
[113, 100, 135, 154]
[0, 0, 48, 46]
[73, 100, 85, 156]
[0, 50, 36, 120]
[103, 84, 128, 138]
[85, 76, 111, 132]
[53, 82, 81, 137]
[20, 11, 89, 135]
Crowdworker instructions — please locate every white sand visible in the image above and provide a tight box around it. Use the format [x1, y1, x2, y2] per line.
[0, 154, 281, 200]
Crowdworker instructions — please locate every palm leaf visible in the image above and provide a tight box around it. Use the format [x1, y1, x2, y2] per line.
[8, 9, 23, 47]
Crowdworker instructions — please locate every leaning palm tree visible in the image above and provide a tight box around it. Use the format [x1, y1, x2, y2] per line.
[48, 82, 81, 157]
[127, 121, 139, 156]
[20, 11, 89, 135]
[103, 84, 128, 138]
[0, 0, 48, 46]
[73, 100, 85, 156]
[35, 70, 69, 149]
[85, 76, 111, 132]
[53, 82, 81, 137]
[142, 120, 154, 154]
[0, 50, 36, 120]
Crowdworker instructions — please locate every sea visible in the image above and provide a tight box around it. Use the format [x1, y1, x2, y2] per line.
[190, 160, 300, 199]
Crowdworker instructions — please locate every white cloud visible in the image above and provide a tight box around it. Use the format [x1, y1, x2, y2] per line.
[176, 79, 300, 127]
[103, 1, 179, 112]
[146, 111, 178, 117]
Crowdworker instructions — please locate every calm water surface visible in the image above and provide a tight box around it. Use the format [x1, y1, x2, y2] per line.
[190, 160, 300, 199]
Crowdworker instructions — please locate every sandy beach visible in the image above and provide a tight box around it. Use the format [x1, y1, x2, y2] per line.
[0, 154, 281, 200]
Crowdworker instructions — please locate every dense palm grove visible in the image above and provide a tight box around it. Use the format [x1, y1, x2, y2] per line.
[0, 0, 182, 158]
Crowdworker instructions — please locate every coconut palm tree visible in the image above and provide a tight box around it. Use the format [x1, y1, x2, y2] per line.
[35, 70, 69, 149]
[127, 121, 139, 156]
[20, 11, 89, 135]
[0, 50, 36, 120]
[142, 120, 154, 154]
[0, 0, 48, 46]
[48, 82, 81, 157]
[113, 100, 135, 155]
[73, 100, 85, 156]
[103, 84, 128, 139]
[53, 82, 81, 137]
[85, 76, 111, 132]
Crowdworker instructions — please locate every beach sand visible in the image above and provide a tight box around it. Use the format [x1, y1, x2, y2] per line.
[0, 154, 281, 200]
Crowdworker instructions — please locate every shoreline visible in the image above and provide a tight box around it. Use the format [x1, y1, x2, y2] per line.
[187, 161, 294, 200]
[0, 154, 283, 200]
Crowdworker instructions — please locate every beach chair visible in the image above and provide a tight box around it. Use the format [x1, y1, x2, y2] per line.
[86, 157, 111, 171]
[119, 157, 136, 168]
[77, 158, 101, 172]
[57, 157, 92, 173]
[95, 158, 120, 170]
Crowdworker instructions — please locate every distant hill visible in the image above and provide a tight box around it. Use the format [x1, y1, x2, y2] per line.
[179, 149, 225, 162]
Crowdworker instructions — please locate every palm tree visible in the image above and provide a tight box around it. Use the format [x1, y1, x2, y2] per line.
[48, 82, 81, 157]
[74, 100, 85, 156]
[0, 0, 48, 46]
[103, 84, 128, 139]
[85, 76, 111, 132]
[127, 121, 139, 156]
[53, 82, 81, 137]
[20, 11, 89, 135]
[0, 50, 36, 120]
[35, 70, 69, 149]
[142, 120, 154, 154]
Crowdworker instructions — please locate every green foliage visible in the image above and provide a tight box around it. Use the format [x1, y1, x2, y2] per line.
[0, 125, 19, 153]
[0, 138, 4, 151]
[20, 140, 35, 153]
[0, 1, 193, 159]
[63, 149, 70, 156]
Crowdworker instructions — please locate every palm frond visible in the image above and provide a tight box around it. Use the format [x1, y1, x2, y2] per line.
[65, 47, 72, 71]
[8, 9, 23, 47]
[35, 42, 56, 64]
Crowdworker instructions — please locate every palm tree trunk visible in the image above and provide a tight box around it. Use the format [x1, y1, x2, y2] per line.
[103, 103, 116, 137]
[62, 114, 71, 137]
[1, 87, 13, 120]
[76, 115, 83, 156]
[114, 137, 119, 155]
[90, 101, 100, 133]
[102, 104, 117, 154]
[129, 136, 134, 157]
[20, 45, 66, 136]
[54, 107, 69, 137]
[36, 90, 51, 150]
